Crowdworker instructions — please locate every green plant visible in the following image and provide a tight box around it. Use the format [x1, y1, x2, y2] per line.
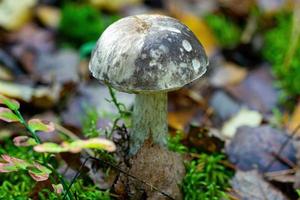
[262, 12, 300, 99]
[82, 105, 102, 138]
[0, 94, 115, 199]
[205, 14, 241, 48]
[59, 3, 119, 47]
[182, 154, 232, 200]
[38, 180, 111, 200]
[167, 131, 188, 153]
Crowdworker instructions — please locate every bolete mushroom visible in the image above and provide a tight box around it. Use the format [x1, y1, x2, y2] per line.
[89, 14, 208, 155]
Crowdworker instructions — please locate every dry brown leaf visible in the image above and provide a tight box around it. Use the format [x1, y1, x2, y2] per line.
[288, 100, 300, 135]
[171, 11, 218, 56]
[210, 62, 248, 87]
[232, 170, 288, 200]
[168, 110, 195, 131]
[0, 0, 37, 30]
[35, 6, 61, 29]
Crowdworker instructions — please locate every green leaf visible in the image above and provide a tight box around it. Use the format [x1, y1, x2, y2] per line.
[13, 136, 37, 147]
[0, 107, 20, 122]
[0, 155, 51, 182]
[28, 163, 52, 182]
[28, 119, 55, 133]
[34, 138, 116, 153]
[71, 138, 116, 152]
[0, 95, 20, 110]
[34, 143, 66, 153]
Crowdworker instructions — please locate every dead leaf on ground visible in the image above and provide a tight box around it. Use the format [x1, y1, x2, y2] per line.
[182, 125, 224, 152]
[168, 7, 218, 56]
[287, 100, 300, 135]
[226, 125, 296, 172]
[210, 62, 248, 87]
[225, 66, 279, 114]
[35, 5, 61, 29]
[231, 170, 288, 200]
[221, 108, 263, 138]
[0, 0, 37, 31]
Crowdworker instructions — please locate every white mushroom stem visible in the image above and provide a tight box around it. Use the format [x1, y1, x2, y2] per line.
[130, 92, 167, 155]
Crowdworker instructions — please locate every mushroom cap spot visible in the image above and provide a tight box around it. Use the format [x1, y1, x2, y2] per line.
[182, 40, 192, 52]
[89, 14, 208, 93]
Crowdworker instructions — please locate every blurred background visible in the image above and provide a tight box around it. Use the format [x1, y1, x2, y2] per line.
[0, 0, 300, 199]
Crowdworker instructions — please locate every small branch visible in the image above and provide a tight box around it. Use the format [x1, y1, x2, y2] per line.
[63, 157, 89, 200]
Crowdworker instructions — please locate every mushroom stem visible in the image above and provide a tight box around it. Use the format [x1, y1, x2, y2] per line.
[130, 92, 167, 155]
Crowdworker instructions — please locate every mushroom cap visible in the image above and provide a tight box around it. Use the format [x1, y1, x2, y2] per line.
[89, 14, 208, 93]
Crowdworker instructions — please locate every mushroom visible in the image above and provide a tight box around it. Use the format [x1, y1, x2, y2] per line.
[89, 14, 208, 155]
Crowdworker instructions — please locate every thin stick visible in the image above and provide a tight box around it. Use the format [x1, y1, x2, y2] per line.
[63, 157, 89, 200]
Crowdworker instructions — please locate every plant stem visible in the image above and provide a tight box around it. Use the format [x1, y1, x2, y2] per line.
[13, 109, 74, 200]
[14, 110, 41, 144]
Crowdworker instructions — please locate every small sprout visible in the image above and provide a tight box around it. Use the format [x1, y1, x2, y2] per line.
[34, 138, 116, 153]
[0, 94, 20, 110]
[13, 136, 37, 147]
[28, 119, 55, 133]
[0, 107, 20, 122]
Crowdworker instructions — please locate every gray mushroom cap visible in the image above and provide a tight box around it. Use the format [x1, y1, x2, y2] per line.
[89, 14, 208, 93]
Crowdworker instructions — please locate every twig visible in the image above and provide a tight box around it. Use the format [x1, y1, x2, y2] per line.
[88, 156, 175, 200]
[264, 124, 300, 172]
[63, 157, 89, 200]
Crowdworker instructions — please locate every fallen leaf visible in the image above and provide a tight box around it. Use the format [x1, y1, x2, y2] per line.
[183, 125, 224, 152]
[209, 90, 241, 122]
[0, 107, 20, 123]
[222, 108, 263, 138]
[34, 138, 116, 153]
[226, 125, 296, 172]
[168, 110, 195, 131]
[28, 119, 55, 133]
[0, 64, 13, 81]
[225, 67, 279, 114]
[210, 62, 248, 87]
[0, 80, 61, 108]
[35, 50, 80, 84]
[172, 11, 218, 56]
[36, 6, 61, 29]
[0, 155, 51, 182]
[231, 170, 288, 200]
[13, 136, 37, 147]
[0, 0, 37, 30]
[89, 0, 141, 11]
[288, 100, 300, 135]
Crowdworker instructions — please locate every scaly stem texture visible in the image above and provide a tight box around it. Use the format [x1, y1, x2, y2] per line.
[130, 93, 167, 155]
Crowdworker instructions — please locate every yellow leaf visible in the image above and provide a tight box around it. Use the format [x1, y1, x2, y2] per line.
[172, 12, 218, 56]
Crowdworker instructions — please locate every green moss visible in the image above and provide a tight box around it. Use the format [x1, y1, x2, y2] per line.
[182, 154, 232, 200]
[167, 131, 188, 153]
[58, 3, 119, 47]
[0, 140, 111, 199]
[167, 132, 232, 199]
[204, 14, 241, 48]
[262, 12, 300, 99]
